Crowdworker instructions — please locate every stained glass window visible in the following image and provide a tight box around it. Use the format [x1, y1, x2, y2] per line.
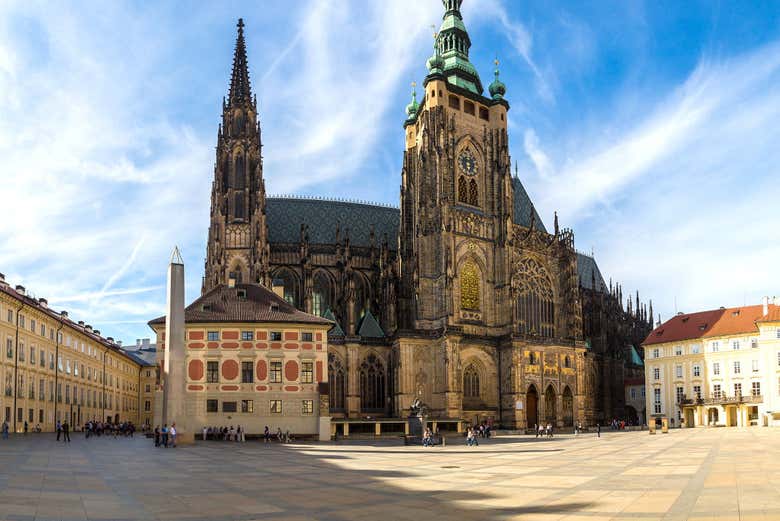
[460, 260, 481, 310]
[468, 179, 478, 206]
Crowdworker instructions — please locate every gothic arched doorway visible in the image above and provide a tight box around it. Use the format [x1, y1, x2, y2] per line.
[626, 405, 638, 425]
[526, 385, 539, 428]
[544, 385, 557, 424]
[562, 386, 574, 427]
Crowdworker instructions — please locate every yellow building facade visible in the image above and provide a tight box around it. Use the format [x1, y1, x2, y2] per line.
[643, 299, 780, 428]
[0, 275, 153, 432]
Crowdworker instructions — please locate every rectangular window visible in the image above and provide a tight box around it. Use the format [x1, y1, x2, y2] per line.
[18, 343, 24, 362]
[676, 386, 684, 403]
[693, 365, 701, 377]
[145, 400, 151, 411]
[270, 361, 282, 383]
[463, 100, 475, 115]
[39, 379, 44, 401]
[6, 309, 12, 322]
[675, 365, 682, 378]
[39, 349, 45, 367]
[270, 332, 282, 341]
[66, 359, 71, 374]
[733, 361, 741, 374]
[751, 338, 758, 348]
[692, 344, 700, 354]
[752, 359, 759, 372]
[302, 399, 313, 415]
[206, 399, 218, 413]
[713, 363, 720, 375]
[301, 361, 313, 384]
[241, 331, 254, 341]
[39, 409, 43, 423]
[19, 315, 24, 328]
[751, 381, 761, 396]
[653, 388, 661, 414]
[241, 399, 253, 413]
[711, 341, 719, 352]
[653, 367, 660, 380]
[713, 384, 721, 399]
[652, 348, 659, 358]
[732, 341, 740, 350]
[206, 361, 219, 383]
[734, 383, 742, 396]
[5, 338, 12, 359]
[145, 384, 151, 393]
[630, 388, 636, 400]
[479, 106, 489, 121]
[40, 324, 45, 337]
[50, 353, 54, 370]
[241, 361, 253, 383]
[222, 401, 237, 413]
[29, 346, 35, 365]
[65, 385, 70, 404]
[28, 408, 33, 423]
[693, 385, 701, 399]
[207, 331, 219, 341]
[270, 400, 282, 414]
[675, 346, 682, 356]
[30, 319, 35, 332]
[302, 332, 313, 342]
[777, 328, 780, 339]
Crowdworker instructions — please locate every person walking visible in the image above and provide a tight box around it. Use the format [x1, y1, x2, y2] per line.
[264, 426, 270, 444]
[202, 426, 208, 441]
[597, 423, 601, 438]
[154, 425, 160, 447]
[548, 423, 554, 438]
[23, 421, 28, 435]
[170, 423, 177, 448]
[2, 420, 9, 439]
[62, 420, 71, 443]
[161, 424, 169, 448]
[56, 420, 62, 441]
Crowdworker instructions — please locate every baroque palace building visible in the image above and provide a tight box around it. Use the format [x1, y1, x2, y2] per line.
[200, 3, 652, 431]
[0, 274, 155, 433]
[643, 299, 780, 428]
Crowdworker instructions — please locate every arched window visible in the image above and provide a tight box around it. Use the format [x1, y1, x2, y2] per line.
[328, 354, 346, 412]
[460, 260, 480, 311]
[458, 176, 468, 204]
[360, 354, 385, 412]
[468, 179, 479, 206]
[564, 356, 571, 368]
[353, 274, 369, 320]
[515, 258, 555, 337]
[529, 352, 536, 365]
[234, 193, 245, 220]
[234, 154, 245, 190]
[273, 269, 299, 308]
[312, 272, 332, 317]
[463, 365, 480, 399]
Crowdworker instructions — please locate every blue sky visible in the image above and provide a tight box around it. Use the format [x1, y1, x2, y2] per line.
[1, 0, 778, 345]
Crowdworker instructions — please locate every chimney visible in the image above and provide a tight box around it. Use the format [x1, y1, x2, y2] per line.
[0, 273, 6, 289]
[15, 285, 25, 296]
[136, 339, 141, 347]
[228, 277, 236, 288]
[143, 338, 150, 347]
[38, 298, 48, 308]
[763, 296, 769, 316]
[272, 278, 284, 299]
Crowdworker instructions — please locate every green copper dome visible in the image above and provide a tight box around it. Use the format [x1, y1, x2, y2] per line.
[488, 60, 506, 100]
[405, 87, 419, 117]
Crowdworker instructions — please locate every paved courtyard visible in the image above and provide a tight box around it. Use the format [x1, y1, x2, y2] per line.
[0, 428, 778, 521]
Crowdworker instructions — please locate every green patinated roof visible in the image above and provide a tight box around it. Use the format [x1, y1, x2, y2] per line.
[630, 345, 644, 366]
[357, 310, 385, 338]
[431, 1, 483, 95]
[323, 309, 344, 337]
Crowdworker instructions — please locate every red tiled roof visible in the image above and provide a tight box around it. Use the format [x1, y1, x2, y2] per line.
[643, 303, 779, 346]
[148, 283, 333, 327]
[757, 305, 780, 323]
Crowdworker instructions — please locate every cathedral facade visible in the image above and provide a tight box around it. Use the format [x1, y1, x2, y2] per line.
[203, 3, 652, 430]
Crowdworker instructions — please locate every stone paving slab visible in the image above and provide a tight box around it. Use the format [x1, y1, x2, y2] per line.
[0, 428, 778, 520]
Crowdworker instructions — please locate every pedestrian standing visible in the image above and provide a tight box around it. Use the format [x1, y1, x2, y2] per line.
[2, 420, 9, 439]
[202, 426, 208, 441]
[170, 423, 177, 448]
[264, 426, 270, 444]
[154, 425, 160, 447]
[56, 420, 62, 441]
[63, 420, 71, 442]
[597, 423, 601, 438]
[161, 424, 169, 448]
[23, 421, 28, 435]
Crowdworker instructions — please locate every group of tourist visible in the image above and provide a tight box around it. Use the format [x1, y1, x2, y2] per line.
[534, 423, 555, 438]
[422, 427, 435, 447]
[153, 424, 178, 448]
[83, 421, 136, 438]
[201, 425, 246, 442]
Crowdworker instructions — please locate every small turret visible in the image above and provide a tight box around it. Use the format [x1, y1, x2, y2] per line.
[488, 58, 506, 100]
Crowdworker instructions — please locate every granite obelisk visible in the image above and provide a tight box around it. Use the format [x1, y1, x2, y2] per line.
[162, 247, 192, 443]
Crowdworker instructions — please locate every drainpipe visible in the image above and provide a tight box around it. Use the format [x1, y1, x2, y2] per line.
[12, 300, 23, 433]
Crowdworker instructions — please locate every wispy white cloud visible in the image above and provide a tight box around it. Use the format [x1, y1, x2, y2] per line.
[525, 39, 780, 318]
[523, 129, 553, 178]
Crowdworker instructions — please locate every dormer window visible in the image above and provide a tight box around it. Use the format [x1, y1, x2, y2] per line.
[237, 289, 247, 300]
[270, 304, 279, 313]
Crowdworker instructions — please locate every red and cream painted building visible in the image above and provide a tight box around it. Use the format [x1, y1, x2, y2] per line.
[149, 283, 332, 439]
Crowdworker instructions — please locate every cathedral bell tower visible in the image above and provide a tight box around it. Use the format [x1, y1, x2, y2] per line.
[398, 0, 513, 331]
[203, 18, 269, 293]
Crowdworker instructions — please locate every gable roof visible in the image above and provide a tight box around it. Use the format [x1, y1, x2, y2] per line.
[322, 309, 344, 337]
[643, 303, 779, 346]
[148, 283, 332, 327]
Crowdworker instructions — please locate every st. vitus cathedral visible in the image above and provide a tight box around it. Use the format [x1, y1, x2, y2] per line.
[203, 2, 653, 428]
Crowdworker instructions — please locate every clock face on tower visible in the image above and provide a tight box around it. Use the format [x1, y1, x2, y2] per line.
[458, 150, 477, 176]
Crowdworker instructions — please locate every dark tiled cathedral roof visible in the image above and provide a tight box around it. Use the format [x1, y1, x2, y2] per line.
[576, 252, 607, 291]
[266, 197, 400, 249]
[511, 177, 547, 232]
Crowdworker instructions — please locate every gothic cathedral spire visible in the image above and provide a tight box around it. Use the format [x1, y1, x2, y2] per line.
[203, 18, 269, 294]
